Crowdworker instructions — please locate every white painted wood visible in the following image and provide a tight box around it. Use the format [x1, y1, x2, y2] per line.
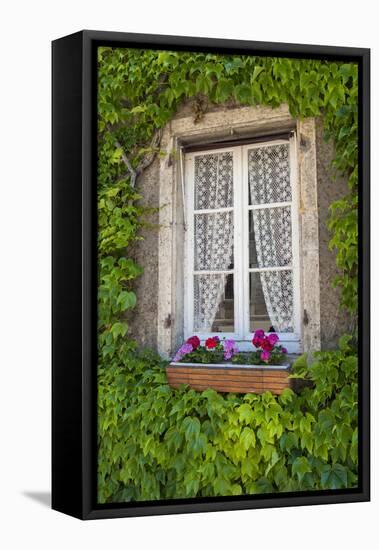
[183, 138, 301, 354]
[233, 146, 244, 340]
[193, 269, 234, 275]
[247, 201, 292, 211]
[169, 362, 290, 370]
[248, 266, 292, 273]
[242, 138, 289, 151]
[241, 144, 250, 340]
[194, 206, 233, 215]
[289, 134, 302, 345]
[184, 155, 195, 338]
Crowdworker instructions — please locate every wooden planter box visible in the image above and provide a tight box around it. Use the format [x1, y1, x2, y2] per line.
[166, 362, 291, 395]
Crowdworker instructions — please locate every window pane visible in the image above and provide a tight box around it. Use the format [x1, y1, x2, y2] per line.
[249, 207, 292, 268]
[248, 143, 291, 205]
[194, 211, 234, 271]
[250, 271, 293, 333]
[194, 273, 234, 332]
[194, 151, 233, 209]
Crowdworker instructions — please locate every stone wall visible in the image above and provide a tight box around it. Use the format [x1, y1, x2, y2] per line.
[126, 103, 352, 354]
[126, 158, 160, 350]
[315, 118, 352, 349]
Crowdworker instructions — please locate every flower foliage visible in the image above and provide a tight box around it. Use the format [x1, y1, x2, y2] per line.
[173, 330, 286, 365]
[98, 336, 358, 502]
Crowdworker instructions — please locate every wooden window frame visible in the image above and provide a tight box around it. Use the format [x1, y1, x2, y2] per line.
[183, 137, 301, 353]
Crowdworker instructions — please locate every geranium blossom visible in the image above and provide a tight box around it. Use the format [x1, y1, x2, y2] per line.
[261, 338, 274, 351]
[260, 350, 270, 362]
[267, 333, 279, 346]
[173, 342, 193, 362]
[252, 336, 264, 348]
[186, 335, 200, 350]
[252, 329, 265, 348]
[223, 338, 238, 360]
[205, 336, 219, 349]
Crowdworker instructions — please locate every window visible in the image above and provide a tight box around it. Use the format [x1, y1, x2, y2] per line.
[184, 138, 301, 353]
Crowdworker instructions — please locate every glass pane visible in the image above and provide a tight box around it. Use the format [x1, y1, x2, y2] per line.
[250, 271, 293, 333]
[194, 273, 234, 332]
[194, 151, 233, 210]
[248, 143, 291, 205]
[194, 211, 234, 271]
[249, 207, 292, 268]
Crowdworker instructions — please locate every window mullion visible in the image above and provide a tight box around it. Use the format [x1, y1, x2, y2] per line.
[290, 135, 301, 337]
[233, 146, 243, 340]
[184, 156, 195, 338]
[241, 146, 250, 340]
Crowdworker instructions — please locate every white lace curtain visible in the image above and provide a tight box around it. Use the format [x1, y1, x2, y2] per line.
[193, 152, 234, 331]
[248, 144, 294, 332]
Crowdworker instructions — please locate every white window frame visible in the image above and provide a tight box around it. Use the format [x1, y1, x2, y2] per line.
[183, 137, 301, 354]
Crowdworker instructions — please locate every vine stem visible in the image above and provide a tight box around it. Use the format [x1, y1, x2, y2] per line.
[111, 127, 163, 188]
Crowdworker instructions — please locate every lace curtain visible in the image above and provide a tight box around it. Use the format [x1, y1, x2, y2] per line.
[248, 144, 294, 332]
[193, 152, 234, 331]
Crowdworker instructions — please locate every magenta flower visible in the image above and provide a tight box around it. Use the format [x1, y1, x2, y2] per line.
[186, 335, 200, 349]
[281, 347, 288, 354]
[223, 338, 238, 360]
[254, 329, 265, 339]
[252, 336, 265, 348]
[173, 342, 193, 362]
[260, 350, 271, 362]
[267, 333, 279, 346]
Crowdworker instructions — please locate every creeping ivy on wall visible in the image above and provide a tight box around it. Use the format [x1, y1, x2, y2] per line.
[98, 336, 358, 502]
[97, 47, 359, 502]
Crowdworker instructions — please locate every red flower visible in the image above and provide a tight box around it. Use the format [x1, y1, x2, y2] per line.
[205, 337, 219, 349]
[261, 337, 274, 351]
[186, 335, 200, 350]
[252, 336, 265, 348]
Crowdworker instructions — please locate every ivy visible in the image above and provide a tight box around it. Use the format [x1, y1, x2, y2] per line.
[97, 47, 359, 502]
[98, 339, 358, 502]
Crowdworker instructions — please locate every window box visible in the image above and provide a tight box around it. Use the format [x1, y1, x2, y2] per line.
[166, 362, 291, 395]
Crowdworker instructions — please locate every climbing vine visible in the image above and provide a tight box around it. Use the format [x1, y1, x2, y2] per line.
[98, 336, 358, 502]
[97, 47, 359, 502]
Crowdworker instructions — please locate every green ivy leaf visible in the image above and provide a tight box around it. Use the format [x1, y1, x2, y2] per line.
[321, 463, 348, 489]
[240, 427, 256, 450]
[292, 457, 312, 482]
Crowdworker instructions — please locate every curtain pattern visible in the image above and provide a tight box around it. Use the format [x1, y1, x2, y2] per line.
[248, 144, 294, 332]
[193, 152, 234, 331]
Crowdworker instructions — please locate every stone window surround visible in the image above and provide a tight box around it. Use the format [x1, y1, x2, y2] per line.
[157, 104, 321, 358]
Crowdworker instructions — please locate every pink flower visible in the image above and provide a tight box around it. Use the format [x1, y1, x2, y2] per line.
[223, 338, 238, 360]
[281, 347, 288, 354]
[252, 336, 265, 348]
[186, 335, 200, 350]
[260, 350, 271, 362]
[267, 333, 279, 346]
[261, 338, 274, 351]
[254, 329, 265, 339]
[173, 343, 193, 362]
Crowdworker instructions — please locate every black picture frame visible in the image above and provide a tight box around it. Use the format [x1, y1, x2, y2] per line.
[52, 30, 370, 520]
